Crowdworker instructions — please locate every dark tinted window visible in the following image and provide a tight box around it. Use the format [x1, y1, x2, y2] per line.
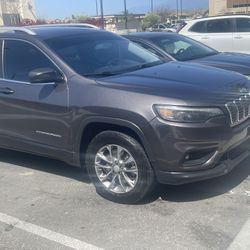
[190, 21, 206, 33]
[236, 18, 250, 32]
[45, 34, 161, 76]
[4, 40, 56, 82]
[207, 19, 232, 33]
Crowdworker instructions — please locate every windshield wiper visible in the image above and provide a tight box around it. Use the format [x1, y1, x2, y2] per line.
[82, 60, 164, 78]
[82, 71, 118, 77]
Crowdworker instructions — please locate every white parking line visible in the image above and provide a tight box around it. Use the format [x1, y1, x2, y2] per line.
[228, 216, 250, 250]
[0, 212, 103, 250]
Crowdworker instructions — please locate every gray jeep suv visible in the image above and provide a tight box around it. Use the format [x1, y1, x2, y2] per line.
[0, 26, 250, 203]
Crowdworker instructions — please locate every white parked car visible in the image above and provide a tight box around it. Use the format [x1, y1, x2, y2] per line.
[147, 23, 176, 32]
[179, 15, 250, 54]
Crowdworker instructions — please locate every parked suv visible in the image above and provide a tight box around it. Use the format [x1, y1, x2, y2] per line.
[0, 26, 250, 204]
[147, 23, 176, 32]
[179, 15, 250, 54]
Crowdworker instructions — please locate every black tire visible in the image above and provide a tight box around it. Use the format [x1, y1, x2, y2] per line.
[85, 131, 156, 204]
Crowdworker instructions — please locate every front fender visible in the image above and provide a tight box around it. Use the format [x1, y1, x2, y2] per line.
[72, 116, 156, 166]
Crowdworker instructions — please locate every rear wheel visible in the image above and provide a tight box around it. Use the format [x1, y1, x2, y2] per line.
[85, 131, 155, 204]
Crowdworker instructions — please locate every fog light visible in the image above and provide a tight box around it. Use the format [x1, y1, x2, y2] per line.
[183, 149, 216, 168]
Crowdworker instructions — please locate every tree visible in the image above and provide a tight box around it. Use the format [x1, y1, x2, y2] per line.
[142, 13, 161, 30]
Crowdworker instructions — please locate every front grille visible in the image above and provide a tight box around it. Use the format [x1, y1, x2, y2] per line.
[225, 94, 250, 126]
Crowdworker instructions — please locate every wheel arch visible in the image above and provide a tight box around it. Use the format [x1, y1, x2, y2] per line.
[73, 117, 155, 168]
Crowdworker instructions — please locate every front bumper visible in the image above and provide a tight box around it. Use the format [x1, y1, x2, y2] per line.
[148, 116, 250, 185]
[156, 146, 250, 185]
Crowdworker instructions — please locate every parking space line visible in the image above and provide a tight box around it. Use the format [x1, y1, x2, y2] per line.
[228, 216, 250, 250]
[0, 212, 103, 250]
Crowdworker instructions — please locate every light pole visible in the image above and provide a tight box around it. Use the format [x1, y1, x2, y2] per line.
[99, 0, 104, 29]
[180, 0, 183, 19]
[124, 0, 128, 30]
[96, 0, 99, 16]
[247, 0, 249, 13]
[151, 0, 154, 13]
[176, 0, 179, 21]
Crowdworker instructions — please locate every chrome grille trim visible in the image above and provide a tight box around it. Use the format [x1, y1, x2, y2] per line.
[226, 93, 250, 126]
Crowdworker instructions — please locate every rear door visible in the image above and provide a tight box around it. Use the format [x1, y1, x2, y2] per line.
[233, 17, 250, 54]
[0, 39, 71, 155]
[203, 18, 234, 52]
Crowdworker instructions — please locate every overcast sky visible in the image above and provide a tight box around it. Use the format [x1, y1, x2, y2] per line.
[35, 0, 208, 19]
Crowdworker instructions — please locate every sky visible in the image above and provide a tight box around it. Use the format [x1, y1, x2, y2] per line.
[35, 0, 208, 19]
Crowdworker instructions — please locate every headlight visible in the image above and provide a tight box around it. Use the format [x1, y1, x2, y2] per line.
[246, 75, 250, 80]
[154, 105, 223, 123]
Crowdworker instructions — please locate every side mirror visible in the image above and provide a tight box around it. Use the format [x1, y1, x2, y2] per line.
[29, 68, 64, 84]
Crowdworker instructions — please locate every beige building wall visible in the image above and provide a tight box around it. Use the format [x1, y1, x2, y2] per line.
[209, 0, 228, 16]
[19, 0, 36, 20]
[0, 0, 36, 25]
[209, 0, 250, 16]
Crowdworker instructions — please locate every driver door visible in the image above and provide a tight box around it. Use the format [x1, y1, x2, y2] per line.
[0, 39, 70, 154]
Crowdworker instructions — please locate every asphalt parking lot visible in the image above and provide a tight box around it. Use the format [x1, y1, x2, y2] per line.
[0, 148, 249, 250]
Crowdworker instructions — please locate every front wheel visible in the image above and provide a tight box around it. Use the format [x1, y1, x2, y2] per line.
[85, 131, 155, 204]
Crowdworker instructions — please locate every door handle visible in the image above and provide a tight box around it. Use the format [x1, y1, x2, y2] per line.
[201, 36, 209, 39]
[234, 36, 243, 39]
[0, 87, 14, 95]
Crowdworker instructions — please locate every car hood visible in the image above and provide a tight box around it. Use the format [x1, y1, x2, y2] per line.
[192, 52, 250, 76]
[97, 61, 250, 105]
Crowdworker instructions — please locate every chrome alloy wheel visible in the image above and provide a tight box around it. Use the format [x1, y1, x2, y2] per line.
[94, 144, 139, 194]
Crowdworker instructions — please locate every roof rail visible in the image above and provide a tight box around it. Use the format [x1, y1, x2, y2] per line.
[29, 23, 99, 29]
[0, 26, 36, 35]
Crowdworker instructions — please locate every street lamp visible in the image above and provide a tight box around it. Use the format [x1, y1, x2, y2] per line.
[124, 0, 128, 30]
[176, 0, 179, 20]
[99, 0, 104, 29]
[95, 0, 99, 16]
[180, 0, 183, 19]
[151, 0, 154, 13]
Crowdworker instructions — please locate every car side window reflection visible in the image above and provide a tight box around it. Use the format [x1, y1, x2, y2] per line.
[4, 40, 57, 82]
[133, 40, 164, 59]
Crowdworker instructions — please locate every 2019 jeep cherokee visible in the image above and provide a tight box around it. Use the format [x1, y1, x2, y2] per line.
[0, 26, 250, 204]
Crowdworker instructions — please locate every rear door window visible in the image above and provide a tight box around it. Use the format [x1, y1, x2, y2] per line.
[236, 18, 250, 32]
[207, 18, 233, 33]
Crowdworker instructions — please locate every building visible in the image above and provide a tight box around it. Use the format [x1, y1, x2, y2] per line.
[209, 0, 250, 16]
[0, 0, 36, 25]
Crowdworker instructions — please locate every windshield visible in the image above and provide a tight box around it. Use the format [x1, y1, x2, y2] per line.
[150, 35, 218, 61]
[45, 33, 163, 77]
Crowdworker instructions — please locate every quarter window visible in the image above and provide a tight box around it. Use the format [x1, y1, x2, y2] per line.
[206, 19, 233, 33]
[236, 18, 250, 32]
[4, 40, 57, 82]
[190, 21, 206, 33]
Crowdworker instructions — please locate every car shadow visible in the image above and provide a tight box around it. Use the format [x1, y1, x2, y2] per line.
[0, 148, 91, 184]
[0, 148, 249, 204]
[156, 157, 250, 203]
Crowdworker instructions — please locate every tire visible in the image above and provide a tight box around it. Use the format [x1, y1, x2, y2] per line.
[85, 131, 155, 204]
